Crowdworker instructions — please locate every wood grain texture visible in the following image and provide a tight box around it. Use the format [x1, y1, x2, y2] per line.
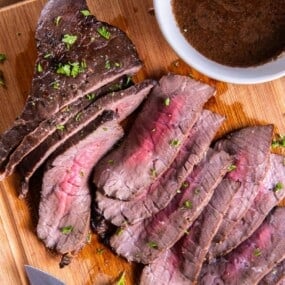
[0, 0, 284, 284]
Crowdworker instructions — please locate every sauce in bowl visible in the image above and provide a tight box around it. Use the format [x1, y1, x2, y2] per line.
[172, 0, 285, 67]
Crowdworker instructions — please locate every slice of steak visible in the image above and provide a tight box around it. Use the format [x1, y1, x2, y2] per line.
[209, 153, 285, 259]
[96, 110, 224, 226]
[199, 207, 285, 285]
[37, 116, 124, 255]
[4, 76, 131, 179]
[259, 259, 285, 285]
[0, 0, 141, 176]
[110, 149, 232, 264]
[140, 177, 238, 285]
[94, 74, 215, 200]
[18, 80, 154, 197]
[212, 125, 273, 243]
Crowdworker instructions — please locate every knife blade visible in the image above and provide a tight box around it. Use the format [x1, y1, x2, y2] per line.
[24, 265, 65, 285]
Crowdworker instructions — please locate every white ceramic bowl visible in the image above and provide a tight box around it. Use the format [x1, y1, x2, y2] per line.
[153, 0, 285, 84]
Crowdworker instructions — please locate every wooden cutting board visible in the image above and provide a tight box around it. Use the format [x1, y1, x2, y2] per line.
[0, 0, 284, 284]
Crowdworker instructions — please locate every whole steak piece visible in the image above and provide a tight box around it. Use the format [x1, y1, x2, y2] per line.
[0, 0, 141, 177]
[94, 74, 215, 200]
[37, 115, 124, 255]
[199, 207, 285, 285]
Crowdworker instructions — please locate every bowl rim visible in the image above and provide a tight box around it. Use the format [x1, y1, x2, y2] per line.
[153, 0, 285, 84]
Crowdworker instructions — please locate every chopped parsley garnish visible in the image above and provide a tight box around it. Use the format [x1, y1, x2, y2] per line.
[114, 62, 122, 67]
[116, 271, 126, 285]
[75, 112, 82, 122]
[80, 9, 91, 17]
[97, 26, 111, 40]
[51, 81, 60, 89]
[147, 241, 158, 249]
[86, 232, 92, 243]
[182, 200, 193, 209]
[125, 75, 132, 86]
[115, 227, 124, 236]
[105, 60, 111, 70]
[44, 53, 52, 59]
[60, 225, 73, 235]
[169, 139, 181, 148]
[56, 61, 86, 78]
[56, 124, 65, 131]
[274, 182, 283, 193]
[54, 16, 62, 26]
[37, 63, 43, 73]
[102, 127, 108, 131]
[62, 34, 78, 49]
[253, 247, 262, 257]
[227, 164, 237, 172]
[107, 159, 114, 165]
[0, 53, 6, 63]
[86, 93, 96, 100]
[181, 181, 189, 189]
[272, 135, 285, 148]
[164, 97, 170, 106]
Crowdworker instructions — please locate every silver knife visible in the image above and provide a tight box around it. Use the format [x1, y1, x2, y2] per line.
[25, 265, 65, 285]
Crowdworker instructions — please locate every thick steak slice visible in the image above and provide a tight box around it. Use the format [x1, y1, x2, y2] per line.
[94, 74, 215, 200]
[4, 76, 130, 179]
[96, 110, 224, 226]
[0, 0, 141, 176]
[199, 207, 285, 285]
[18, 81, 154, 196]
[212, 125, 273, 243]
[110, 149, 232, 264]
[37, 116, 123, 254]
[259, 259, 285, 285]
[140, 177, 238, 285]
[209, 153, 285, 259]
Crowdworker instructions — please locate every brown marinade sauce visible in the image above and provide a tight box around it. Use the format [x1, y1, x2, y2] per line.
[172, 0, 285, 67]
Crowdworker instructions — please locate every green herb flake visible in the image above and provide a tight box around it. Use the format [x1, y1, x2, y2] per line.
[105, 60, 111, 70]
[271, 135, 285, 148]
[97, 26, 111, 40]
[54, 16, 62, 26]
[44, 53, 52, 59]
[108, 159, 114, 165]
[86, 93, 96, 100]
[86, 232, 92, 243]
[114, 62, 122, 68]
[115, 227, 124, 236]
[116, 271, 126, 285]
[181, 181, 189, 189]
[81, 59, 87, 69]
[57, 63, 71, 76]
[60, 225, 73, 235]
[96, 248, 105, 255]
[80, 9, 91, 17]
[62, 34, 78, 49]
[164, 97, 170, 106]
[169, 139, 181, 148]
[227, 164, 237, 172]
[56, 124, 65, 131]
[75, 112, 82, 122]
[150, 168, 157, 178]
[147, 241, 158, 249]
[102, 127, 108, 131]
[37, 63, 43, 73]
[56, 61, 85, 78]
[253, 248, 262, 257]
[51, 81, 60, 89]
[125, 75, 132, 86]
[274, 182, 283, 193]
[0, 53, 7, 63]
[182, 200, 193, 209]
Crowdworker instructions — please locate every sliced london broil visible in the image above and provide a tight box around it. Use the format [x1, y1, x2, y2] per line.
[94, 74, 215, 200]
[18, 81, 154, 196]
[96, 110, 225, 226]
[0, 0, 141, 177]
[211, 125, 273, 245]
[110, 149, 232, 264]
[259, 259, 285, 285]
[140, 173, 237, 285]
[199, 207, 285, 285]
[208, 153, 285, 259]
[37, 114, 123, 255]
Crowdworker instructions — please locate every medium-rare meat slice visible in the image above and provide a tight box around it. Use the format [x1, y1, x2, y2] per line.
[140, 176, 238, 285]
[199, 207, 285, 285]
[37, 115, 123, 255]
[94, 74, 215, 200]
[110, 149, 232, 264]
[259, 259, 285, 285]
[96, 110, 224, 226]
[3, 76, 131, 179]
[212, 125, 273, 244]
[209, 153, 285, 259]
[18, 80, 154, 196]
[0, 0, 141, 176]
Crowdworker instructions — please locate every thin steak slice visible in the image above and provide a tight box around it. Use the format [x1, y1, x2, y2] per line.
[96, 110, 224, 226]
[140, 177, 238, 285]
[199, 206, 285, 285]
[4, 76, 131, 179]
[94, 74, 215, 200]
[212, 125, 273, 244]
[0, 0, 141, 176]
[37, 115, 124, 255]
[110, 149, 232, 264]
[209, 153, 285, 259]
[18, 80, 154, 196]
[259, 259, 285, 285]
